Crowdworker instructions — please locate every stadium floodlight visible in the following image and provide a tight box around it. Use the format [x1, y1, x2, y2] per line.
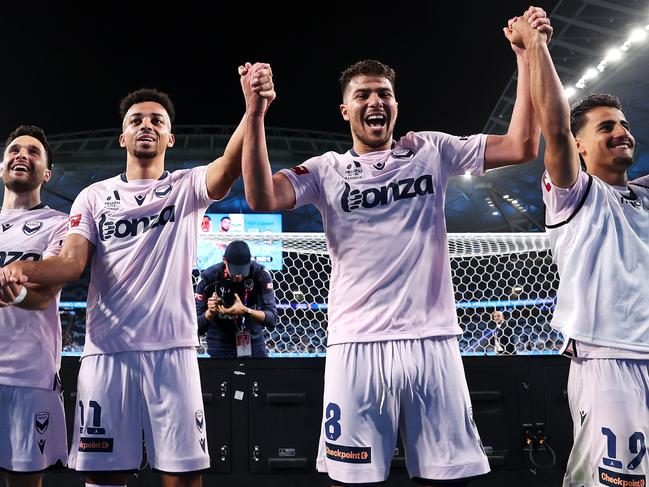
[605, 48, 623, 62]
[629, 28, 647, 43]
[562, 17, 649, 96]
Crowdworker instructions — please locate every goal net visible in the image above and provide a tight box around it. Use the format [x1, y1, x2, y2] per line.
[194, 232, 561, 356]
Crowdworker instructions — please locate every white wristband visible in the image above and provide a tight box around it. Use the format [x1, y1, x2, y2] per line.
[10, 286, 27, 305]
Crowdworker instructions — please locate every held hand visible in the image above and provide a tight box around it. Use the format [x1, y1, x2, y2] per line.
[504, 6, 552, 52]
[526, 6, 553, 43]
[239, 61, 275, 116]
[0, 265, 28, 305]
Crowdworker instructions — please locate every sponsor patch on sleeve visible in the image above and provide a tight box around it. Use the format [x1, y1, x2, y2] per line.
[68, 214, 82, 228]
[543, 174, 552, 192]
[290, 166, 310, 176]
[195, 293, 205, 302]
[266, 282, 273, 290]
[325, 442, 371, 464]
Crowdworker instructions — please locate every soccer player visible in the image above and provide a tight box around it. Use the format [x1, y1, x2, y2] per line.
[0, 125, 68, 487]
[238, 10, 552, 487]
[512, 14, 649, 487]
[0, 65, 274, 487]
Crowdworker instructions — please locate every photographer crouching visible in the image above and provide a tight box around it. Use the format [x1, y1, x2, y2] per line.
[195, 240, 278, 358]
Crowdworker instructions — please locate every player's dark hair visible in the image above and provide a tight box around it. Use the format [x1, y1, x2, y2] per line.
[339, 60, 396, 97]
[119, 88, 176, 122]
[5, 125, 53, 169]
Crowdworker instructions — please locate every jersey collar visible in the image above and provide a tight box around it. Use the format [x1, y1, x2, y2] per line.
[120, 170, 169, 183]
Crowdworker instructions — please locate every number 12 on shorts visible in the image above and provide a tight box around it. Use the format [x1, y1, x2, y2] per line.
[601, 427, 646, 470]
[79, 400, 106, 435]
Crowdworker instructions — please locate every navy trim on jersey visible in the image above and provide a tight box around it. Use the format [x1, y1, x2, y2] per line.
[544, 174, 593, 229]
[120, 170, 169, 183]
[629, 182, 649, 191]
[349, 140, 396, 157]
[0, 202, 46, 213]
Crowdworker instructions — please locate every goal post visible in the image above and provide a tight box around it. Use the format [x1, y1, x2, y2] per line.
[195, 232, 561, 356]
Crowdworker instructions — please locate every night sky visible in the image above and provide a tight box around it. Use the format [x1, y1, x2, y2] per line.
[1, 2, 558, 140]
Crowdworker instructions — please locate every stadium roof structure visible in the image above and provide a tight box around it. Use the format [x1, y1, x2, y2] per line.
[1, 0, 647, 233]
[0, 126, 352, 232]
[476, 0, 649, 232]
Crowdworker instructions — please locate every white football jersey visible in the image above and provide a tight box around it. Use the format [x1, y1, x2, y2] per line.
[0, 206, 67, 389]
[281, 131, 487, 345]
[544, 170, 649, 357]
[68, 167, 213, 356]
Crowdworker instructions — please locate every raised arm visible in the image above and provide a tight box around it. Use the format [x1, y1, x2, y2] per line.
[203, 63, 276, 201]
[484, 6, 553, 170]
[513, 10, 580, 187]
[240, 62, 296, 211]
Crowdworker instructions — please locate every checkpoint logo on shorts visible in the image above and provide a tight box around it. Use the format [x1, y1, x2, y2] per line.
[79, 437, 114, 453]
[598, 467, 646, 487]
[325, 442, 371, 464]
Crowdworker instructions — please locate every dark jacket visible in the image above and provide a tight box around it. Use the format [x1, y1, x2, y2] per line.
[195, 262, 278, 358]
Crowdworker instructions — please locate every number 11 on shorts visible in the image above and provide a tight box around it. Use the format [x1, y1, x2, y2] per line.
[79, 400, 106, 435]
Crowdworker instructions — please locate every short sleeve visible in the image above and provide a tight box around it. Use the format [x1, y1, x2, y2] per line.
[43, 217, 69, 259]
[542, 170, 590, 227]
[67, 188, 98, 245]
[279, 157, 323, 209]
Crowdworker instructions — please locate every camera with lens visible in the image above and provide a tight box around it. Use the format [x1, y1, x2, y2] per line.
[220, 290, 238, 308]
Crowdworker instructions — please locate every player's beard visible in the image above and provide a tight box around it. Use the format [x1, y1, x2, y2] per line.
[613, 155, 634, 169]
[354, 128, 393, 150]
[133, 147, 158, 159]
[3, 172, 41, 193]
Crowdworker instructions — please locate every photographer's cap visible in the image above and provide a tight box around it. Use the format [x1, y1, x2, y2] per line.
[224, 240, 252, 277]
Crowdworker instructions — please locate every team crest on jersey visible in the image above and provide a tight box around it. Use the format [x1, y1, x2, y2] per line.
[195, 410, 204, 432]
[290, 165, 310, 176]
[134, 194, 146, 206]
[344, 161, 363, 181]
[35, 411, 49, 434]
[23, 221, 43, 236]
[154, 184, 173, 198]
[390, 147, 414, 159]
[2, 224, 12, 232]
[244, 279, 254, 291]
